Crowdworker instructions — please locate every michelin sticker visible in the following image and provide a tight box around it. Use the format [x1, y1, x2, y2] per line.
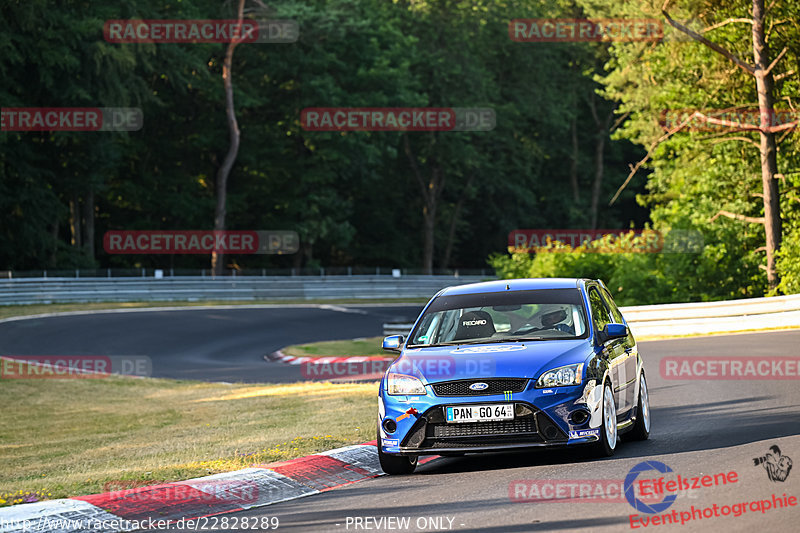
[569, 429, 600, 439]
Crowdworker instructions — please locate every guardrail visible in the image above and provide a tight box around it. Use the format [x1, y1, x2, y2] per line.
[0, 267, 492, 279]
[382, 293, 800, 338]
[0, 275, 491, 305]
[620, 293, 800, 337]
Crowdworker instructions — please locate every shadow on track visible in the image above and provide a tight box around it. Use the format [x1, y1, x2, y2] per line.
[413, 395, 800, 476]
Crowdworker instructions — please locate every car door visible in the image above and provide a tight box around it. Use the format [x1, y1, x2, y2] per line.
[587, 287, 626, 412]
[600, 287, 637, 414]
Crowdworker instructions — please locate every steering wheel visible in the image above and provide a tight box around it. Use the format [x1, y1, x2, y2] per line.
[511, 324, 545, 335]
[553, 323, 573, 334]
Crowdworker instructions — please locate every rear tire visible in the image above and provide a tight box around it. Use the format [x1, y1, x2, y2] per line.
[625, 373, 651, 441]
[378, 434, 417, 475]
[592, 381, 618, 457]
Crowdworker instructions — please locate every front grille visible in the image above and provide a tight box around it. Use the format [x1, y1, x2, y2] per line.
[432, 378, 528, 396]
[431, 418, 536, 438]
[400, 403, 568, 449]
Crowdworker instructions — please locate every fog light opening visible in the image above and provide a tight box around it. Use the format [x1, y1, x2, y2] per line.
[570, 410, 590, 425]
[543, 426, 559, 440]
[382, 418, 397, 433]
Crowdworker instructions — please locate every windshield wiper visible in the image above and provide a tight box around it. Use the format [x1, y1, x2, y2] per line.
[409, 336, 562, 348]
[456, 337, 545, 346]
[406, 341, 462, 348]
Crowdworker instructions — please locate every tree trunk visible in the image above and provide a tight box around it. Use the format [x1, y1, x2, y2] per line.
[588, 96, 612, 230]
[752, 0, 781, 289]
[569, 118, 580, 203]
[82, 187, 95, 261]
[69, 194, 81, 248]
[422, 198, 436, 274]
[421, 167, 442, 275]
[49, 219, 59, 267]
[661, 0, 785, 290]
[292, 243, 304, 270]
[441, 174, 474, 269]
[589, 133, 605, 230]
[404, 134, 444, 275]
[211, 0, 246, 277]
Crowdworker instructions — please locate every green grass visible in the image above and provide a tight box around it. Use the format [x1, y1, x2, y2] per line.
[281, 337, 386, 358]
[0, 299, 428, 322]
[0, 364, 377, 505]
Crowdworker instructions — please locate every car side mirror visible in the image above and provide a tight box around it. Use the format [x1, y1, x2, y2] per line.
[382, 335, 404, 353]
[602, 323, 628, 342]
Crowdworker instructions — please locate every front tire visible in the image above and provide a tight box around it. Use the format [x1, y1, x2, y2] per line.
[378, 434, 417, 475]
[592, 381, 618, 457]
[625, 373, 651, 441]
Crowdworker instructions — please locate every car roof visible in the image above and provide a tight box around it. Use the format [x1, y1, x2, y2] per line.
[439, 278, 586, 296]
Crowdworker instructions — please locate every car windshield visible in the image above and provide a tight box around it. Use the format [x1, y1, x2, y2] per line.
[408, 288, 588, 347]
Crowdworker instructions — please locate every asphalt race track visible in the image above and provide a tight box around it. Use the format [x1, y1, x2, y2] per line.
[155, 328, 797, 533]
[2, 309, 799, 531]
[0, 305, 422, 383]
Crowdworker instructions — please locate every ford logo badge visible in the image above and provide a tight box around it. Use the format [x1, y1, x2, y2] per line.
[469, 382, 489, 391]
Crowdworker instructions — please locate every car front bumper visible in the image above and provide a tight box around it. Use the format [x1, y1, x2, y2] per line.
[378, 380, 603, 456]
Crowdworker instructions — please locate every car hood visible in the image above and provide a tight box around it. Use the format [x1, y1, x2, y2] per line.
[392, 340, 592, 384]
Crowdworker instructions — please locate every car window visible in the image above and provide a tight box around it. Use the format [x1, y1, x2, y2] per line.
[588, 288, 612, 332]
[408, 289, 588, 346]
[412, 313, 439, 344]
[600, 288, 625, 324]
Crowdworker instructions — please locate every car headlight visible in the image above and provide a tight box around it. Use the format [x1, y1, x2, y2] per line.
[536, 363, 583, 388]
[387, 373, 427, 395]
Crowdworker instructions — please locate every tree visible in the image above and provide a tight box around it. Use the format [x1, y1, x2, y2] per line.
[660, 0, 793, 289]
[210, 0, 247, 276]
[601, 0, 799, 290]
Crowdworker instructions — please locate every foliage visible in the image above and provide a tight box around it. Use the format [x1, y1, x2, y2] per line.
[492, 0, 800, 300]
[1, 0, 648, 273]
[490, 224, 766, 305]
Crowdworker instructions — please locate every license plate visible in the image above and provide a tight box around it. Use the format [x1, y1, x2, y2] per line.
[446, 404, 514, 423]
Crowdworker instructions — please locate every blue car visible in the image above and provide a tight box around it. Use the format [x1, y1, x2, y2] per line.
[377, 278, 650, 474]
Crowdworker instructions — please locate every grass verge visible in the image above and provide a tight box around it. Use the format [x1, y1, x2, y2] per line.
[281, 337, 386, 358]
[0, 368, 376, 506]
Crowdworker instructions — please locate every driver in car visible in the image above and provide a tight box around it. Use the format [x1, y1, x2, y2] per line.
[540, 306, 575, 335]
